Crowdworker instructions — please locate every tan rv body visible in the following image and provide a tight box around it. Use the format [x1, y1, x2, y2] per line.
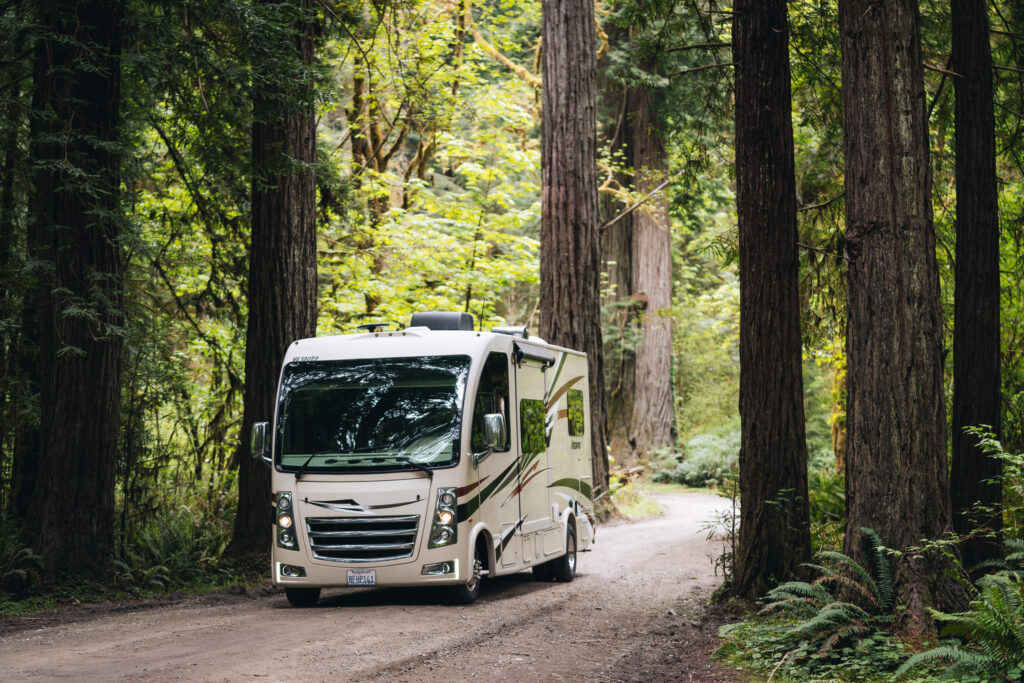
[264, 324, 595, 603]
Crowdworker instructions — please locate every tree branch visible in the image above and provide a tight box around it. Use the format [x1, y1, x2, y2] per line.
[667, 62, 734, 78]
[600, 176, 674, 232]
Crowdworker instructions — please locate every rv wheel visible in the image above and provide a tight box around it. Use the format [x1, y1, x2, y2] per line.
[551, 524, 577, 582]
[284, 587, 321, 607]
[449, 546, 484, 604]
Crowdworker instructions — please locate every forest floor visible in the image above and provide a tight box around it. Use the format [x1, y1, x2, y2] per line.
[0, 492, 743, 681]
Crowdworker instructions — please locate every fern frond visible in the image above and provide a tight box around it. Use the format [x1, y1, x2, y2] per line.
[893, 646, 995, 679]
[860, 527, 893, 612]
[817, 574, 878, 609]
[764, 580, 833, 604]
[814, 549, 880, 605]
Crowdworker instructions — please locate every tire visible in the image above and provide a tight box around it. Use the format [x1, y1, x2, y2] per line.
[449, 544, 485, 604]
[551, 524, 577, 582]
[532, 561, 553, 581]
[285, 586, 321, 607]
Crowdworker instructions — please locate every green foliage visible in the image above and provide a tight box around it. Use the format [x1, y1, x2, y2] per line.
[114, 494, 236, 594]
[718, 529, 910, 681]
[0, 518, 42, 595]
[808, 468, 845, 552]
[895, 572, 1024, 680]
[648, 426, 739, 488]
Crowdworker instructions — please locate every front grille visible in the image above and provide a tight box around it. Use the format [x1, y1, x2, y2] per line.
[306, 515, 420, 563]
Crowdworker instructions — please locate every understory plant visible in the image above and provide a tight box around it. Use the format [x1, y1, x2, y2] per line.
[718, 528, 918, 681]
[895, 543, 1024, 681]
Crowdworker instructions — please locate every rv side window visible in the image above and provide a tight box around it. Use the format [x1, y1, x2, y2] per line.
[567, 389, 585, 437]
[520, 399, 546, 455]
[471, 352, 510, 452]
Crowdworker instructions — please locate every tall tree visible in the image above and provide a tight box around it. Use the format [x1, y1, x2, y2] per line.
[840, 0, 967, 632]
[229, 0, 318, 555]
[731, 0, 811, 600]
[23, 0, 124, 578]
[950, 0, 1002, 569]
[627, 85, 673, 456]
[540, 0, 610, 498]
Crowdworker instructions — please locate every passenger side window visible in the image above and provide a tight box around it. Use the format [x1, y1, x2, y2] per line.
[470, 352, 510, 452]
[520, 399, 546, 455]
[567, 389, 585, 437]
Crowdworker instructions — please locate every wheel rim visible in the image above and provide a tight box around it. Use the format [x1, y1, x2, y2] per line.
[567, 534, 576, 573]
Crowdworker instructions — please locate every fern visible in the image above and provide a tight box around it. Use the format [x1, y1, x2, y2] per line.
[893, 645, 994, 679]
[895, 573, 1024, 679]
[861, 527, 894, 612]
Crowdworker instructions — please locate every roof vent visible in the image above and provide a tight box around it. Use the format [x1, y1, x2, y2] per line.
[409, 312, 475, 331]
[493, 326, 529, 339]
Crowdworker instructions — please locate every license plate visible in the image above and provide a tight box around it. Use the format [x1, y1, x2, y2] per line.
[347, 569, 376, 586]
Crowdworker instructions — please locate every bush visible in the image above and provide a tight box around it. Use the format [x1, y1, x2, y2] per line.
[717, 528, 919, 681]
[649, 426, 740, 488]
[115, 494, 235, 593]
[896, 561, 1024, 680]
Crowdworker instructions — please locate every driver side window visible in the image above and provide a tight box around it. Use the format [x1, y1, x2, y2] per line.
[470, 352, 510, 452]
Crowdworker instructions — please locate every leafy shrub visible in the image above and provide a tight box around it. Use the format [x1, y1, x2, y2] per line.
[115, 498, 234, 593]
[717, 528, 916, 681]
[649, 426, 740, 488]
[895, 560, 1024, 680]
[808, 468, 845, 552]
[0, 518, 42, 595]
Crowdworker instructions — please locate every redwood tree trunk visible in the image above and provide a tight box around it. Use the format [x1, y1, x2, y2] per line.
[540, 0, 610, 498]
[732, 0, 811, 600]
[628, 86, 674, 456]
[24, 0, 124, 578]
[950, 0, 1002, 569]
[230, 0, 318, 555]
[840, 0, 967, 631]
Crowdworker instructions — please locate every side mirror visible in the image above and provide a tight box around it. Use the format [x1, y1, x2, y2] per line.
[474, 413, 507, 467]
[251, 421, 272, 467]
[483, 413, 507, 451]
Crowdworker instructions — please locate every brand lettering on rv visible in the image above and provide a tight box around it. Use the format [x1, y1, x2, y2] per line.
[571, 441, 582, 450]
[293, 355, 319, 362]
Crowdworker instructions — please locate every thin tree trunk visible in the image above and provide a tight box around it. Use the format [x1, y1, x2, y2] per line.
[950, 0, 1002, 569]
[628, 86, 673, 456]
[229, 0, 318, 556]
[840, 0, 968, 633]
[23, 0, 124, 579]
[599, 80, 635, 459]
[540, 0, 609, 500]
[731, 0, 811, 600]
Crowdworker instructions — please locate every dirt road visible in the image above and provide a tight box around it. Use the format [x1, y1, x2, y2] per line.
[0, 493, 740, 681]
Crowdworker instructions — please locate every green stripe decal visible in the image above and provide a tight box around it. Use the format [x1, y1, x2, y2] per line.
[548, 477, 592, 502]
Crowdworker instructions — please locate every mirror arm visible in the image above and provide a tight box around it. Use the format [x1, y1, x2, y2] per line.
[472, 446, 494, 467]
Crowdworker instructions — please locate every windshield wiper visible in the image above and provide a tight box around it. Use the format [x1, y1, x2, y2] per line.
[393, 456, 433, 479]
[293, 451, 336, 480]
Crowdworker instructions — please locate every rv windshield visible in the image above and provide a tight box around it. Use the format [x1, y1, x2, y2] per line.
[276, 355, 471, 472]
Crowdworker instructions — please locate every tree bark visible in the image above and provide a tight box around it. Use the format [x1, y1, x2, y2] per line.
[628, 86, 674, 456]
[540, 0, 610, 499]
[23, 0, 124, 579]
[229, 0, 318, 556]
[731, 0, 811, 600]
[599, 77, 635, 460]
[950, 0, 1002, 570]
[840, 0, 967, 632]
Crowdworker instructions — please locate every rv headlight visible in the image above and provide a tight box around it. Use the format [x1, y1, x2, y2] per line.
[429, 487, 458, 548]
[276, 491, 298, 550]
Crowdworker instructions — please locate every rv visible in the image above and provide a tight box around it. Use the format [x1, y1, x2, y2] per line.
[250, 312, 596, 606]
